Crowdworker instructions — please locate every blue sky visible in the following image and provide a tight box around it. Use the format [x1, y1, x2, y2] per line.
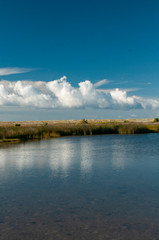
[0, 0, 159, 120]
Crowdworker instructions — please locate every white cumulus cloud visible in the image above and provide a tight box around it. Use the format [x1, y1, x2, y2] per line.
[0, 76, 158, 110]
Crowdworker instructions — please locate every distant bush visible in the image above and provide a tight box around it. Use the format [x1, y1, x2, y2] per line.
[154, 118, 159, 122]
[43, 121, 48, 126]
[80, 118, 88, 124]
[15, 124, 21, 127]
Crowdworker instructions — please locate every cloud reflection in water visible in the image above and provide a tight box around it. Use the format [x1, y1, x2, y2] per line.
[0, 136, 131, 181]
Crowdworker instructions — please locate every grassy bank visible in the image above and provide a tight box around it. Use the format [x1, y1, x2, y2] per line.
[0, 119, 159, 143]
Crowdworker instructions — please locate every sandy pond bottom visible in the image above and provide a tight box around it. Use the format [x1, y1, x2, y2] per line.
[0, 134, 159, 240]
[1, 215, 159, 240]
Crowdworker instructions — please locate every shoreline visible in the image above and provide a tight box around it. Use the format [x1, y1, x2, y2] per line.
[0, 118, 159, 143]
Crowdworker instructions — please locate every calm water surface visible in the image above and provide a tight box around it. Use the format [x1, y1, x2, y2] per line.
[0, 134, 159, 239]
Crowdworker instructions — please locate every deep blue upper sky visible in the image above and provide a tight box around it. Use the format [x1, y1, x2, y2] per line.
[0, 0, 159, 97]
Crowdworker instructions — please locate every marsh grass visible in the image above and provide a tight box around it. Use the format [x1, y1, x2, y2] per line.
[0, 121, 157, 143]
[0, 121, 159, 142]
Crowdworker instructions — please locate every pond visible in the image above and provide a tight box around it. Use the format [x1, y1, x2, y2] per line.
[0, 134, 159, 239]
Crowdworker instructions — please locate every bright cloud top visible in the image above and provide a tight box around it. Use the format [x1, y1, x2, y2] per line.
[0, 67, 33, 76]
[0, 76, 158, 110]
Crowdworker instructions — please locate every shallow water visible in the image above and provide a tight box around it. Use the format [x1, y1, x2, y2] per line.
[0, 134, 159, 239]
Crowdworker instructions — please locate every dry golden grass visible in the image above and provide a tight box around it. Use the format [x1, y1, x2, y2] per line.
[0, 118, 155, 127]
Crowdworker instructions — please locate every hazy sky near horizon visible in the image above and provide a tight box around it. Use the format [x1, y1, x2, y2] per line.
[0, 0, 159, 120]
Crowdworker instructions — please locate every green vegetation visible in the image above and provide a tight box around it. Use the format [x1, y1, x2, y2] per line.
[154, 118, 159, 122]
[0, 120, 158, 144]
[43, 121, 48, 126]
[80, 118, 88, 124]
[15, 123, 21, 127]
